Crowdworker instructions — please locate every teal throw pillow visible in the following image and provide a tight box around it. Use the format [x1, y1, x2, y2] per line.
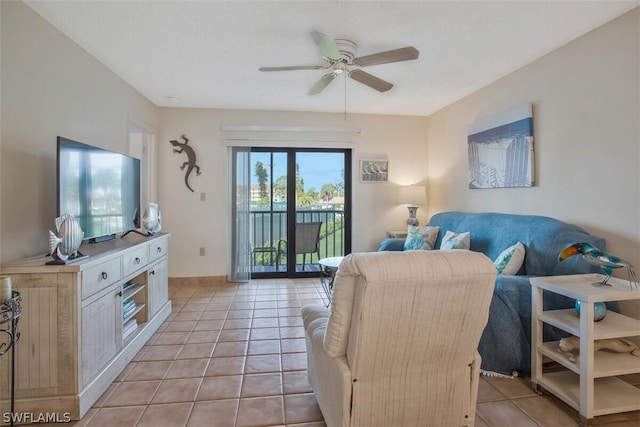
[403, 226, 440, 251]
[494, 242, 526, 275]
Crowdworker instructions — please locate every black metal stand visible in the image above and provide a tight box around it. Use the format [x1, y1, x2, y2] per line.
[319, 265, 338, 307]
[45, 251, 88, 265]
[121, 229, 150, 239]
[1, 292, 21, 427]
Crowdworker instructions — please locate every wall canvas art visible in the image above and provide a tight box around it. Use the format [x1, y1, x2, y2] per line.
[360, 159, 389, 183]
[467, 104, 534, 189]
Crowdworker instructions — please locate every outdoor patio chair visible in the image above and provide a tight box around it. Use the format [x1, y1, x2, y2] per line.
[277, 222, 322, 272]
[251, 245, 279, 271]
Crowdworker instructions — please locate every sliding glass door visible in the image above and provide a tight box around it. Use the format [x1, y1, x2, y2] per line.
[232, 147, 351, 279]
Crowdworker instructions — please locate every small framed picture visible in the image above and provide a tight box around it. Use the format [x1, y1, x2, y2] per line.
[360, 159, 389, 183]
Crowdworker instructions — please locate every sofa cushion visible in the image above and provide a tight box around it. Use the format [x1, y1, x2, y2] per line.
[440, 230, 471, 250]
[403, 225, 440, 251]
[494, 242, 526, 275]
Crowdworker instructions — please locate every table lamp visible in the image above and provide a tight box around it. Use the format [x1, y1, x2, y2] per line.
[398, 185, 427, 226]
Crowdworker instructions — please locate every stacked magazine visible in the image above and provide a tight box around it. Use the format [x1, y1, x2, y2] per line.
[123, 298, 137, 319]
[122, 283, 139, 340]
[123, 318, 138, 340]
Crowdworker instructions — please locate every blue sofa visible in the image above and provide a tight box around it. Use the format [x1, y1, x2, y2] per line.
[379, 211, 607, 377]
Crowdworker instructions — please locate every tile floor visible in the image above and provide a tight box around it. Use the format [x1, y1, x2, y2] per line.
[61, 278, 640, 427]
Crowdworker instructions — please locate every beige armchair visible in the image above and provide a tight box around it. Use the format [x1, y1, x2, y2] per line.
[301, 250, 496, 427]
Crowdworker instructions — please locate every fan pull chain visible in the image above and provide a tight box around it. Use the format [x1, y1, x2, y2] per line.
[344, 71, 347, 120]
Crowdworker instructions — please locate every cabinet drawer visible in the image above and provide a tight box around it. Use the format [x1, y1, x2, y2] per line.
[149, 238, 168, 262]
[82, 258, 122, 300]
[123, 246, 149, 277]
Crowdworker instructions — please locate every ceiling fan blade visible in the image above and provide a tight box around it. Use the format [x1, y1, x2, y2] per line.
[353, 46, 419, 67]
[308, 72, 337, 95]
[310, 31, 341, 61]
[349, 69, 393, 92]
[259, 65, 328, 72]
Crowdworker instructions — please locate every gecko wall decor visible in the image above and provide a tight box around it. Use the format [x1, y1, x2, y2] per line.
[169, 134, 201, 192]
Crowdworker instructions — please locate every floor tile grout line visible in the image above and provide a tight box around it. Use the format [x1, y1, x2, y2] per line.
[97, 281, 325, 425]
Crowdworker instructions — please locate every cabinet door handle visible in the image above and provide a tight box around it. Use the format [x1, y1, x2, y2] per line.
[117, 291, 122, 297]
[134, 257, 141, 264]
[150, 270, 156, 275]
[101, 272, 108, 280]
[156, 247, 162, 253]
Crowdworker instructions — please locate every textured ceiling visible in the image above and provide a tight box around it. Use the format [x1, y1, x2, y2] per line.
[25, 0, 639, 116]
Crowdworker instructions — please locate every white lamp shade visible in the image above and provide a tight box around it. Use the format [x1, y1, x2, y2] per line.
[398, 185, 427, 206]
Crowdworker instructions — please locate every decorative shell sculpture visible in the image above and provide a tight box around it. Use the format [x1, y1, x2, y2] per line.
[558, 335, 640, 364]
[142, 203, 162, 235]
[49, 214, 84, 262]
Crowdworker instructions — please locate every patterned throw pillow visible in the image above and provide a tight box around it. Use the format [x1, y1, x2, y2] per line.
[403, 226, 440, 251]
[440, 230, 471, 250]
[494, 242, 526, 275]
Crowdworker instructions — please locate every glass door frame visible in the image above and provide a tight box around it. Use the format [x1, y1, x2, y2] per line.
[250, 147, 352, 279]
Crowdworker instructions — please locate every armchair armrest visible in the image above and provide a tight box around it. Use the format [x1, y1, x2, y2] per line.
[301, 305, 353, 427]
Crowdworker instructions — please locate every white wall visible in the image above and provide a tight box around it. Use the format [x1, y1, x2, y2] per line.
[426, 8, 640, 275]
[0, 1, 159, 263]
[158, 108, 427, 277]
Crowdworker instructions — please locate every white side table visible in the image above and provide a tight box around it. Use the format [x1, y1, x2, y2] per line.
[530, 274, 640, 426]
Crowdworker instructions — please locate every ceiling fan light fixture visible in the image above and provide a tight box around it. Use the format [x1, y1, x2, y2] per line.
[333, 62, 348, 73]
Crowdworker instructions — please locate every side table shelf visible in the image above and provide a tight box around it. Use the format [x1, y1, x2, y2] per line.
[386, 230, 408, 238]
[1, 292, 22, 427]
[530, 274, 640, 426]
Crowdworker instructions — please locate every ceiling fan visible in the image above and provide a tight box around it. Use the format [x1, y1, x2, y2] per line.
[259, 31, 419, 95]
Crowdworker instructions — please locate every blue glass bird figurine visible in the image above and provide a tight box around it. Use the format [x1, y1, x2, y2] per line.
[559, 242, 639, 289]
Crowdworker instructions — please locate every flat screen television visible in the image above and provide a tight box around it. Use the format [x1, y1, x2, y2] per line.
[57, 136, 141, 242]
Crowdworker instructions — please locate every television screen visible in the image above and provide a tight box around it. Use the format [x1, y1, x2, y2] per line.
[57, 137, 140, 241]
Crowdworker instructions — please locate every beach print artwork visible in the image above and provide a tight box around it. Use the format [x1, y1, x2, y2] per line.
[468, 104, 534, 189]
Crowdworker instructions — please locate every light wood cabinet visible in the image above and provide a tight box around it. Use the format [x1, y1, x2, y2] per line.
[0, 233, 171, 422]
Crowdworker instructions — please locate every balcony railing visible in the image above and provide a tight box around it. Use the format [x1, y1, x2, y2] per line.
[250, 208, 345, 272]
